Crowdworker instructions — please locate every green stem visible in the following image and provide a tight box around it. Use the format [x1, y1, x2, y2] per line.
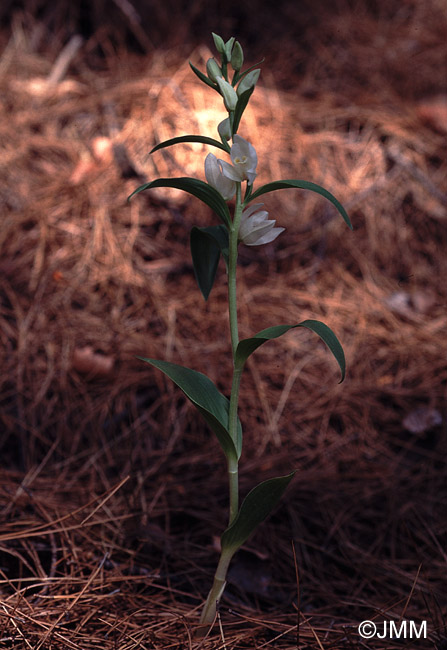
[228, 184, 242, 356]
[198, 548, 234, 628]
[227, 182, 243, 524]
[197, 185, 244, 635]
[227, 366, 242, 524]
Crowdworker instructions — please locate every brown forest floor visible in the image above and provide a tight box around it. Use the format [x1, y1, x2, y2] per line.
[1, 1, 447, 648]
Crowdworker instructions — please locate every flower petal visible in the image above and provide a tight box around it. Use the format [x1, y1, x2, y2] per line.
[219, 159, 245, 182]
[205, 153, 236, 200]
[245, 170, 257, 186]
[231, 135, 258, 170]
[238, 203, 284, 246]
[242, 203, 264, 218]
[229, 135, 258, 184]
[240, 220, 273, 241]
[246, 227, 285, 246]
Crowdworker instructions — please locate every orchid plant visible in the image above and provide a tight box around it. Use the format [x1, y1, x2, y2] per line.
[129, 33, 352, 632]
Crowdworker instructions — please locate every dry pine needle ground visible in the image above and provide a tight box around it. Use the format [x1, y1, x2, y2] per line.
[0, 2, 446, 648]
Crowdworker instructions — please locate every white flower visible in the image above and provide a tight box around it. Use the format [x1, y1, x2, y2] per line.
[238, 203, 285, 246]
[219, 135, 258, 185]
[205, 153, 236, 200]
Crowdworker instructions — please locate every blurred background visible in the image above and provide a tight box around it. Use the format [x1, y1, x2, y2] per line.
[0, 1, 446, 648]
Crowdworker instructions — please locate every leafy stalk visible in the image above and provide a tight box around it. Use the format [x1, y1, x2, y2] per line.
[199, 471, 295, 628]
[129, 33, 351, 637]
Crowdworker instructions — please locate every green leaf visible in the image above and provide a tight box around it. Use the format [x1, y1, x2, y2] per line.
[236, 58, 265, 82]
[189, 61, 217, 89]
[150, 135, 230, 155]
[128, 177, 231, 228]
[247, 180, 352, 229]
[139, 358, 242, 461]
[243, 182, 253, 203]
[221, 472, 295, 555]
[190, 225, 229, 300]
[235, 320, 346, 382]
[231, 59, 265, 88]
[232, 86, 254, 135]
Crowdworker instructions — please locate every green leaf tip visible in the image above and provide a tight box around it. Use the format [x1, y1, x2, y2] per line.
[150, 135, 230, 155]
[189, 61, 218, 89]
[232, 86, 255, 135]
[127, 177, 231, 228]
[190, 225, 229, 301]
[235, 320, 346, 382]
[248, 179, 353, 230]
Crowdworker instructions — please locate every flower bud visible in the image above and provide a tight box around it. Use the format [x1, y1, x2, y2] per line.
[216, 76, 238, 112]
[217, 118, 232, 141]
[237, 69, 261, 96]
[212, 32, 225, 54]
[230, 41, 244, 71]
[224, 37, 235, 62]
[206, 58, 221, 83]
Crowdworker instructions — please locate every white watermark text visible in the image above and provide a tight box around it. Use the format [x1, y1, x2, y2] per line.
[358, 620, 427, 640]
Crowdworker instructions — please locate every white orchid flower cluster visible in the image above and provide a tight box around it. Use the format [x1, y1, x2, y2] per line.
[205, 135, 284, 246]
[194, 33, 285, 247]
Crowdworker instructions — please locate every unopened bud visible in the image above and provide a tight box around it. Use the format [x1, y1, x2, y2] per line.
[212, 33, 225, 54]
[224, 37, 235, 62]
[237, 69, 261, 96]
[216, 76, 238, 111]
[218, 118, 232, 141]
[206, 58, 221, 83]
[230, 41, 244, 71]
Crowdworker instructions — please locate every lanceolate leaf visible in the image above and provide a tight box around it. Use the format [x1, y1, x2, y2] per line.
[235, 320, 346, 382]
[231, 58, 265, 88]
[139, 358, 242, 461]
[190, 225, 229, 300]
[194, 224, 229, 265]
[150, 135, 230, 155]
[248, 180, 352, 229]
[235, 58, 265, 84]
[128, 178, 231, 228]
[232, 86, 254, 135]
[221, 472, 295, 555]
